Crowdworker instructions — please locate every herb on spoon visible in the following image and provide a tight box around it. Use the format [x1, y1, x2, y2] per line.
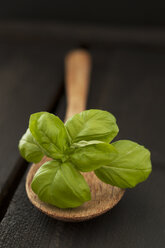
[19, 109, 152, 208]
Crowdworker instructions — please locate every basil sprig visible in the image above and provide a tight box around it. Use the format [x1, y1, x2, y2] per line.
[19, 110, 152, 208]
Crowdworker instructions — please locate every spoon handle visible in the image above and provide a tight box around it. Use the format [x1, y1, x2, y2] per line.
[65, 49, 91, 121]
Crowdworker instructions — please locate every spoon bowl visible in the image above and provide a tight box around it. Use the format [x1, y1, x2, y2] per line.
[26, 157, 125, 222]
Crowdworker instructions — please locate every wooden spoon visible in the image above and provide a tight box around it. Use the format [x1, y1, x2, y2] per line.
[26, 49, 125, 222]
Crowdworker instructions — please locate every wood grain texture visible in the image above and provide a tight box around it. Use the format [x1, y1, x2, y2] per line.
[1, 46, 165, 247]
[0, 41, 70, 204]
[26, 157, 124, 221]
[89, 47, 165, 164]
[65, 49, 91, 120]
[1, 162, 165, 248]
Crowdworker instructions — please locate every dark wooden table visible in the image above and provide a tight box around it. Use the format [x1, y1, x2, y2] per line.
[0, 22, 165, 248]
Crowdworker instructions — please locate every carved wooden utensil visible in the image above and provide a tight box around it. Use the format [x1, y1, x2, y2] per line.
[26, 49, 125, 221]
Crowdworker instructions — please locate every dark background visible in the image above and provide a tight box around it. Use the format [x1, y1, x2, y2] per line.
[0, 1, 165, 26]
[0, 2, 165, 248]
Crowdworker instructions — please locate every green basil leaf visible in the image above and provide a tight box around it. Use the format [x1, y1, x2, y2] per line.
[95, 140, 152, 188]
[65, 109, 119, 144]
[70, 141, 117, 172]
[71, 140, 104, 148]
[18, 128, 44, 163]
[29, 112, 69, 160]
[31, 161, 91, 208]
